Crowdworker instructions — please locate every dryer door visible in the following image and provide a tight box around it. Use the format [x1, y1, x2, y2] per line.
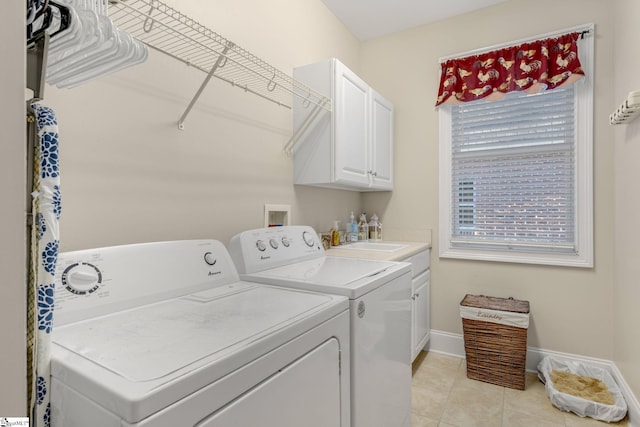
[198, 338, 342, 427]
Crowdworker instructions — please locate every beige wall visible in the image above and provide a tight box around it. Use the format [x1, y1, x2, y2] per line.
[613, 0, 640, 402]
[46, 0, 363, 252]
[1, 0, 28, 416]
[361, 0, 618, 361]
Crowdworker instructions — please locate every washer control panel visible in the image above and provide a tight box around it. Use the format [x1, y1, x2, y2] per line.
[228, 226, 324, 274]
[53, 240, 237, 326]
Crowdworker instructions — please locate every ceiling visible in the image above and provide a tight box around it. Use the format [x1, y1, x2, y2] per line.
[320, 0, 510, 41]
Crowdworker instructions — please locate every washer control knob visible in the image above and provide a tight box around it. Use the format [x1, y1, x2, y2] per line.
[256, 240, 267, 251]
[269, 238, 279, 249]
[203, 252, 217, 266]
[302, 231, 315, 247]
[62, 263, 102, 295]
[281, 237, 290, 247]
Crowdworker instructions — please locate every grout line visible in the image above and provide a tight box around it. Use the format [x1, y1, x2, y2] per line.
[438, 356, 461, 425]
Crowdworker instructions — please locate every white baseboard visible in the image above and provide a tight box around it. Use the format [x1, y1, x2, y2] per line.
[424, 329, 465, 358]
[425, 329, 640, 427]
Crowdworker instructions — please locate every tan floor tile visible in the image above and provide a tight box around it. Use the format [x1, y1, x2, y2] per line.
[411, 412, 439, 427]
[412, 359, 459, 392]
[440, 373, 505, 427]
[503, 372, 566, 425]
[413, 352, 461, 378]
[502, 408, 566, 427]
[412, 385, 448, 419]
[421, 351, 463, 371]
[412, 351, 461, 419]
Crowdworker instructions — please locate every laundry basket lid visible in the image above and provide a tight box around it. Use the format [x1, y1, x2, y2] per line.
[460, 294, 530, 314]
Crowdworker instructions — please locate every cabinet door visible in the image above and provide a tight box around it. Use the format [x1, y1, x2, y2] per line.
[334, 61, 370, 186]
[412, 270, 431, 361]
[370, 90, 394, 190]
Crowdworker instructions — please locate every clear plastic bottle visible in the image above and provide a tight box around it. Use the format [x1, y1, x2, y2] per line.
[331, 220, 340, 246]
[358, 213, 369, 241]
[369, 213, 381, 241]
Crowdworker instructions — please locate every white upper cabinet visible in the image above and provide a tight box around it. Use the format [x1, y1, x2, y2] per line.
[293, 58, 394, 191]
[370, 89, 394, 189]
[334, 61, 370, 187]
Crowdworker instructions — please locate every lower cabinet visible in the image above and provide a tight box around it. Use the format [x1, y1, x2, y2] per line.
[412, 269, 430, 361]
[403, 249, 431, 362]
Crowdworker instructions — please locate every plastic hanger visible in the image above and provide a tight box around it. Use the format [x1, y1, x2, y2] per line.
[33, 0, 148, 88]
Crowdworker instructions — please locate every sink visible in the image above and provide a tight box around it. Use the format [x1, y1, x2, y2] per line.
[339, 242, 408, 252]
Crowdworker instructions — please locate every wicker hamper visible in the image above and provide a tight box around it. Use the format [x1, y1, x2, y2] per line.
[460, 294, 530, 390]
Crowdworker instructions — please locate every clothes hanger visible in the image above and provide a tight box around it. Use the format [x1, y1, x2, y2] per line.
[27, 1, 71, 46]
[28, 0, 148, 88]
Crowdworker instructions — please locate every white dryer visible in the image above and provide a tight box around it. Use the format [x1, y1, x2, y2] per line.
[229, 226, 412, 427]
[50, 239, 350, 427]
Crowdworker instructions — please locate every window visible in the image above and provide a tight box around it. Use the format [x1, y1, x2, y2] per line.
[439, 26, 593, 267]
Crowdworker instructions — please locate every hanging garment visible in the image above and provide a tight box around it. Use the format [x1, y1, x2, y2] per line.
[29, 102, 62, 427]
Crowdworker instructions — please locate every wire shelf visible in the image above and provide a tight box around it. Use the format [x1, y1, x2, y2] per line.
[108, 0, 331, 127]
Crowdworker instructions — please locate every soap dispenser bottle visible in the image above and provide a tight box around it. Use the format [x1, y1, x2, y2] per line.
[358, 213, 369, 241]
[347, 211, 358, 242]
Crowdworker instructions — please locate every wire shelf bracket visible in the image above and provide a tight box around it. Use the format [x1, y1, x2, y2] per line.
[108, 0, 332, 129]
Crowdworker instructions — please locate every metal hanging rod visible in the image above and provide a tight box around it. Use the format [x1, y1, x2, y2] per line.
[108, 0, 331, 129]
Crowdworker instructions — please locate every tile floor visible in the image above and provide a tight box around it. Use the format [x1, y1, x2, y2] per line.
[411, 351, 629, 427]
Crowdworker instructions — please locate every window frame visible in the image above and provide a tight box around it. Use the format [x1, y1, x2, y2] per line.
[438, 24, 594, 268]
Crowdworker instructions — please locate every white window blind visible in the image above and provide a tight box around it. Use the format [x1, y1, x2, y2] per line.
[450, 86, 577, 253]
[439, 24, 593, 267]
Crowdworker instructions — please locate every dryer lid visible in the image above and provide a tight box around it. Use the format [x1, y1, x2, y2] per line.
[51, 282, 347, 424]
[52, 283, 337, 383]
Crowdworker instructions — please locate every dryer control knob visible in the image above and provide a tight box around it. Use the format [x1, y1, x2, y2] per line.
[281, 237, 290, 247]
[302, 231, 315, 247]
[269, 238, 279, 249]
[62, 263, 102, 295]
[256, 240, 267, 251]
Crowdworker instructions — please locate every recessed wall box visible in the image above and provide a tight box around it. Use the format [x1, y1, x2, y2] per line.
[264, 204, 291, 227]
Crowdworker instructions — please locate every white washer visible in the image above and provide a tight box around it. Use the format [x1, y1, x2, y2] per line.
[50, 239, 350, 427]
[229, 226, 412, 427]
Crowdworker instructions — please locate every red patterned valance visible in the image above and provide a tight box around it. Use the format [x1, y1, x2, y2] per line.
[435, 32, 585, 106]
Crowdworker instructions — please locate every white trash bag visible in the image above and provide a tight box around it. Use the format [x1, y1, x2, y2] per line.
[537, 356, 627, 423]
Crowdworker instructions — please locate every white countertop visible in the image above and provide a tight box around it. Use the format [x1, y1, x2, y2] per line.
[326, 240, 431, 262]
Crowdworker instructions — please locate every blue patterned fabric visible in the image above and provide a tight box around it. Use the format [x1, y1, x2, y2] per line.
[31, 103, 61, 427]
